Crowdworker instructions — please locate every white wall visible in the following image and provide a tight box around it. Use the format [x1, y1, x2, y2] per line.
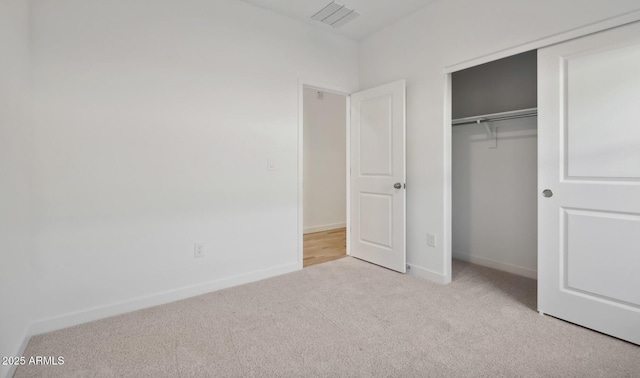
[358, 0, 640, 282]
[0, 0, 32, 376]
[303, 88, 346, 234]
[452, 118, 537, 278]
[29, 0, 358, 330]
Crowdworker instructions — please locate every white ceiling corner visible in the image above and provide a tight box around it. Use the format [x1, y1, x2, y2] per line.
[242, 0, 438, 41]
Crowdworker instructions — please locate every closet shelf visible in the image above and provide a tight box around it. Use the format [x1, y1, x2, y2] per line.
[452, 107, 537, 126]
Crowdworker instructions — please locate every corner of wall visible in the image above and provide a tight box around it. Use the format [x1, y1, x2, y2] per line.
[1, 330, 33, 378]
[407, 263, 449, 284]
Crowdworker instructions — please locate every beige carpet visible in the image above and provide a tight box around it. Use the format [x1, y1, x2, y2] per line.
[16, 258, 640, 377]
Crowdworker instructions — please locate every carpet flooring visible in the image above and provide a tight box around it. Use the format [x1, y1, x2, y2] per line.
[16, 258, 640, 377]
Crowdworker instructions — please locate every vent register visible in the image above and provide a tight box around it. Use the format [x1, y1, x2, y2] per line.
[311, 2, 360, 28]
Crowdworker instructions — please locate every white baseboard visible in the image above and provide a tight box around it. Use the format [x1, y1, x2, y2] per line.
[407, 263, 449, 284]
[303, 222, 346, 234]
[29, 262, 300, 336]
[453, 253, 537, 279]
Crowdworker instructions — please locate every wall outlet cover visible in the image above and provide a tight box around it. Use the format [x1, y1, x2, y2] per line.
[427, 233, 437, 247]
[194, 244, 204, 258]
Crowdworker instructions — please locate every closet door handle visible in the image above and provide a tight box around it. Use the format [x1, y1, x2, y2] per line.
[394, 182, 402, 189]
[542, 189, 553, 198]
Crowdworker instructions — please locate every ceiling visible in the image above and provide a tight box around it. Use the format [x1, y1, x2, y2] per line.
[242, 0, 438, 41]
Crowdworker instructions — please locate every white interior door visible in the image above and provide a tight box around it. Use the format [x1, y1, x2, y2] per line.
[538, 21, 640, 345]
[350, 80, 406, 273]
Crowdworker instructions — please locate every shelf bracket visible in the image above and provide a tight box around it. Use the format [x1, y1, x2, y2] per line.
[480, 120, 497, 149]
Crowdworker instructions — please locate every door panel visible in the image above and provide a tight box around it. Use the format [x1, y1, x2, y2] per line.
[538, 21, 640, 345]
[564, 209, 640, 306]
[351, 81, 406, 273]
[360, 95, 393, 176]
[360, 193, 393, 248]
[565, 43, 640, 179]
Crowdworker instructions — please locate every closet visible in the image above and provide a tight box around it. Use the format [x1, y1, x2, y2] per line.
[451, 50, 538, 279]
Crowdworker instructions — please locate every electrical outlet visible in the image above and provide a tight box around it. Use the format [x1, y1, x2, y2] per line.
[194, 244, 204, 258]
[267, 158, 276, 171]
[427, 233, 437, 247]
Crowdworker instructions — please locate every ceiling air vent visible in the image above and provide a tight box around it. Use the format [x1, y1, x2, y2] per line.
[310, 2, 360, 28]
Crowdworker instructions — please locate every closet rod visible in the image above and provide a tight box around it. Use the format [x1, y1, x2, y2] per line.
[452, 108, 537, 126]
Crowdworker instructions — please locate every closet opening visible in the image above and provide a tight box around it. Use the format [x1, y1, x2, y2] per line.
[450, 50, 538, 283]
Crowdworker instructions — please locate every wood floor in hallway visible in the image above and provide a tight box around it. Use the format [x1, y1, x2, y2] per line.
[303, 228, 346, 267]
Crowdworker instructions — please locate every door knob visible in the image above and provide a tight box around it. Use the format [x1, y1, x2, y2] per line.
[542, 189, 553, 198]
[394, 182, 402, 189]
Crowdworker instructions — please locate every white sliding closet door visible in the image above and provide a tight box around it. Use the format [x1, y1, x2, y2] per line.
[538, 21, 640, 345]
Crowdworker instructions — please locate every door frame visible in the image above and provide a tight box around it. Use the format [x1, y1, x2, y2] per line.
[297, 80, 352, 269]
[443, 10, 640, 283]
